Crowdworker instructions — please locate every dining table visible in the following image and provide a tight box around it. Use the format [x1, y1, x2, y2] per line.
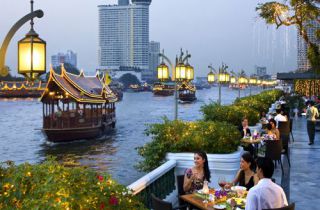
[180, 191, 247, 210]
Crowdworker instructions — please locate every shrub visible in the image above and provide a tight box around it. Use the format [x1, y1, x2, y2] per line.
[136, 119, 241, 172]
[0, 158, 146, 210]
[234, 90, 284, 113]
[201, 103, 260, 126]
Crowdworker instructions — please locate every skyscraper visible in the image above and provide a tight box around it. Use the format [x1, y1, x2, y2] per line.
[51, 50, 77, 68]
[297, 20, 320, 72]
[98, 0, 152, 73]
[145, 41, 160, 82]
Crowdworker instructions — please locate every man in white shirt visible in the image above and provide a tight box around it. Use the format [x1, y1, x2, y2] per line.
[245, 157, 288, 210]
[274, 109, 287, 127]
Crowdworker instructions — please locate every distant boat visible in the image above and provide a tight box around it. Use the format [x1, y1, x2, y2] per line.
[0, 81, 46, 98]
[178, 82, 197, 103]
[40, 66, 117, 142]
[153, 82, 175, 96]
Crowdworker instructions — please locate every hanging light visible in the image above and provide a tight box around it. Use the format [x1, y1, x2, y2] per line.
[218, 70, 230, 83]
[18, 0, 46, 81]
[185, 63, 194, 81]
[230, 76, 236, 84]
[207, 70, 215, 84]
[157, 62, 169, 81]
[175, 63, 187, 81]
[238, 76, 247, 84]
[249, 77, 257, 85]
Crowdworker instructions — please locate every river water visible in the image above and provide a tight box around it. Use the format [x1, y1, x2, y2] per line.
[0, 86, 260, 185]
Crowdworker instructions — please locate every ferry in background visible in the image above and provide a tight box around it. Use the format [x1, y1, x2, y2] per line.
[153, 82, 175, 96]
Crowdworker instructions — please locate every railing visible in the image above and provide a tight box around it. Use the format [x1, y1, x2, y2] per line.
[127, 160, 177, 209]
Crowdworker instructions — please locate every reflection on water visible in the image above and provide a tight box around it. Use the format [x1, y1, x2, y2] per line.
[0, 87, 261, 185]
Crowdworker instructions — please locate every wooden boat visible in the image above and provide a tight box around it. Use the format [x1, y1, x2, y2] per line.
[40, 66, 117, 142]
[178, 82, 197, 103]
[0, 81, 46, 98]
[153, 82, 174, 96]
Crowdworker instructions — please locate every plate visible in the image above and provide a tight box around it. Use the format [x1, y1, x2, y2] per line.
[213, 204, 226, 209]
[231, 186, 247, 191]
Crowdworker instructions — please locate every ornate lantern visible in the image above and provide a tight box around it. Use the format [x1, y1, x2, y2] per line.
[157, 62, 169, 81]
[207, 70, 215, 83]
[185, 63, 194, 81]
[175, 63, 187, 81]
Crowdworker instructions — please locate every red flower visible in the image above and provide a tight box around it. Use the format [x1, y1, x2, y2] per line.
[97, 175, 104, 182]
[109, 196, 118, 206]
[100, 202, 105, 210]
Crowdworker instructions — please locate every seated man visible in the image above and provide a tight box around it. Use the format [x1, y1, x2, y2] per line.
[245, 157, 288, 210]
[274, 109, 287, 127]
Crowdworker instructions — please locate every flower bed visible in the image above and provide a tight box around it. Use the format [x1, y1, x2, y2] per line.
[0, 158, 146, 210]
[137, 119, 241, 172]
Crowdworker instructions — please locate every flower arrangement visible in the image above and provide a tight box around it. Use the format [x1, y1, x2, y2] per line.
[0, 158, 146, 209]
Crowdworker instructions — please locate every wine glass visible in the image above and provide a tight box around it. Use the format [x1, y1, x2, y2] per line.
[218, 176, 226, 191]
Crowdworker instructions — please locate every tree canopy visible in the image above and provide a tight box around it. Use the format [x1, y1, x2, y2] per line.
[118, 73, 141, 89]
[256, 0, 320, 72]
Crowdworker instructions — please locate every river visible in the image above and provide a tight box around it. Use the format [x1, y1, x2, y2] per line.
[0, 86, 261, 185]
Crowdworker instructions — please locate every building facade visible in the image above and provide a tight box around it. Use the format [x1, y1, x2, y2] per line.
[297, 20, 320, 72]
[51, 50, 77, 68]
[255, 65, 267, 77]
[98, 0, 151, 73]
[141, 41, 160, 82]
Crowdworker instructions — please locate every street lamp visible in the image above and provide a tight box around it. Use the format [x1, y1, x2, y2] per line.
[157, 49, 192, 120]
[0, 0, 46, 81]
[207, 63, 229, 105]
[249, 75, 257, 96]
[238, 70, 248, 98]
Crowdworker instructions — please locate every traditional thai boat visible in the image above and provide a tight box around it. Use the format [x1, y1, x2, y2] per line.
[0, 81, 46, 98]
[178, 81, 197, 103]
[153, 82, 175, 96]
[40, 66, 117, 142]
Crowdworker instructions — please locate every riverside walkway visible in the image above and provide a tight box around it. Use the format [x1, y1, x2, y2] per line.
[273, 117, 319, 209]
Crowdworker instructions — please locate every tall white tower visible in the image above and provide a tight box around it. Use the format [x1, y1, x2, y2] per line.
[98, 0, 152, 73]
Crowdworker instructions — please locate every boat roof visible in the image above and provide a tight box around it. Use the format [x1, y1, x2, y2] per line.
[40, 65, 117, 103]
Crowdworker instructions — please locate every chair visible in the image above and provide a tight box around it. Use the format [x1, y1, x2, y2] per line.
[177, 175, 186, 205]
[151, 194, 187, 210]
[263, 203, 295, 210]
[264, 140, 283, 174]
[280, 134, 291, 167]
[278, 121, 290, 137]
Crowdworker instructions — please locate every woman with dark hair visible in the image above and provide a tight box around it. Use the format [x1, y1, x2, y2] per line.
[183, 151, 211, 194]
[232, 152, 258, 190]
[267, 119, 280, 140]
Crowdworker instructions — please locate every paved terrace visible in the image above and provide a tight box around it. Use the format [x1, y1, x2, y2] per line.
[273, 117, 319, 209]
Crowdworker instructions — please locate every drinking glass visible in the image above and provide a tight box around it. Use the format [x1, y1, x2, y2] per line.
[218, 176, 226, 191]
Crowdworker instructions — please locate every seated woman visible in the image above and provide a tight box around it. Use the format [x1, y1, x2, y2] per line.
[238, 117, 251, 138]
[183, 151, 211, 194]
[232, 152, 258, 190]
[266, 119, 280, 140]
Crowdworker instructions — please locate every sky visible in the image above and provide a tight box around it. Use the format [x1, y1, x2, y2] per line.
[0, 0, 297, 77]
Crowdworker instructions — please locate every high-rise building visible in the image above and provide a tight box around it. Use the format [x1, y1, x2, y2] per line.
[297, 20, 320, 72]
[141, 41, 160, 82]
[255, 65, 267, 77]
[51, 50, 77, 68]
[98, 0, 152, 74]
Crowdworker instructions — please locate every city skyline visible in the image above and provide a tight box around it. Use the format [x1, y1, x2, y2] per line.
[0, 0, 297, 77]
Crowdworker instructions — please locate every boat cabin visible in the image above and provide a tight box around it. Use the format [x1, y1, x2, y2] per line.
[40, 66, 117, 142]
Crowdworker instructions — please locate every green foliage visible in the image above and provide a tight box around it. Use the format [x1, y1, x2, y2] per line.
[201, 103, 260, 126]
[136, 119, 241, 172]
[0, 158, 146, 210]
[234, 90, 284, 113]
[256, 0, 320, 71]
[118, 73, 141, 89]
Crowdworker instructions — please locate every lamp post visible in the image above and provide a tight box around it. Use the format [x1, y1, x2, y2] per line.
[249, 75, 257, 96]
[237, 70, 248, 98]
[207, 63, 229, 105]
[157, 49, 192, 120]
[0, 0, 46, 81]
